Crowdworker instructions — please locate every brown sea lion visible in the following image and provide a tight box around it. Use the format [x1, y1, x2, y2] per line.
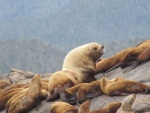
[96, 48, 133, 74]
[47, 42, 104, 101]
[117, 94, 136, 113]
[96, 40, 150, 74]
[0, 80, 12, 89]
[100, 77, 150, 96]
[78, 99, 90, 113]
[60, 83, 88, 104]
[50, 101, 78, 113]
[0, 88, 24, 111]
[124, 47, 150, 73]
[6, 74, 42, 113]
[105, 40, 150, 73]
[1, 84, 29, 93]
[78, 99, 121, 113]
[91, 102, 121, 113]
[61, 78, 118, 104]
[77, 80, 103, 104]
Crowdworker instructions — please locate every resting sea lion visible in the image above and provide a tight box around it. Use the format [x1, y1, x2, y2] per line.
[77, 80, 103, 104]
[0, 80, 12, 89]
[117, 94, 136, 113]
[0, 88, 24, 111]
[50, 101, 78, 113]
[6, 74, 42, 113]
[47, 42, 104, 101]
[105, 40, 150, 73]
[79, 99, 121, 113]
[100, 77, 150, 96]
[78, 99, 90, 113]
[61, 78, 118, 104]
[60, 83, 88, 104]
[96, 48, 133, 74]
[124, 47, 150, 73]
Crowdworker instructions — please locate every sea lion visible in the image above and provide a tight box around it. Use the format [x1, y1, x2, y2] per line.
[117, 94, 136, 113]
[91, 102, 121, 113]
[60, 83, 88, 104]
[47, 42, 104, 101]
[100, 77, 150, 96]
[0, 80, 12, 89]
[50, 101, 78, 113]
[96, 48, 133, 74]
[6, 74, 42, 113]
[124, 47, 150, 73]
[105, 40, 150, 73]
[60, 80, 103, 104]
[1, 84, 29, 93]
[61, 78, 118, 104]
[0, 88, 24, 111]
[78, 99, 90, 113]
[77, 80, 103, 104]
[78, 99, 121, 113]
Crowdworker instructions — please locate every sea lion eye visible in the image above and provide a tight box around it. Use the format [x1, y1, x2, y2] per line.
[93, 47, 97, 51]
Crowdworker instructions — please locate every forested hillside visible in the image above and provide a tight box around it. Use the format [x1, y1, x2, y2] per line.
[0, 0, 150, 74]
[0, 39, 65, 74]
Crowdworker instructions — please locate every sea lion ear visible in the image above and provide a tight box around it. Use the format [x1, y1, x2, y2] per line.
[63, 108, 78, 113]
[92, 46, 98, 51]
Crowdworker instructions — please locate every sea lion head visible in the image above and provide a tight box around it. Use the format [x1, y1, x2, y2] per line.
[121, 94, 136, 111]
[106, 102, 121, 113]
[50, 102, 78, 113]
[78, 99, 90, 113]
[85, 42, 104, 61]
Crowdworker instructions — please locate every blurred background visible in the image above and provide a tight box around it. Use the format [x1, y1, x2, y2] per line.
[0, 0, 150, 74]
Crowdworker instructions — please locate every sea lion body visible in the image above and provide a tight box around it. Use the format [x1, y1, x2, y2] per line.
[47, 43, 104, 101]
[0, 80, 12, 90]
[91, 102, 121, 113]
[77, 80, 103, 103]
[50, 101, 78, 113]
[100, 77, 150, 96]
[124, 47, 150, 73]
[97, 40, 150, 73]
[96, 48, 132, 74]
[6, 74, 42, 113]
[78, 99, 90, 113]
[0, 88, 24, 111]
[79, 100, 121, 113]
[60, 83, 88, 104]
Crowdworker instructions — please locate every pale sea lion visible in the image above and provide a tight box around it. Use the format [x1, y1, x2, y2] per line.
[47, 42, 104, 101]
[50, 101, 78, 113]
[117, 94, 136, 113]
[6, 74, 42, 113]
[100, 77, 150, 96]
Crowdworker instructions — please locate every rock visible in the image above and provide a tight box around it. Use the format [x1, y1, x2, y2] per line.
[7, 68, 52, 84]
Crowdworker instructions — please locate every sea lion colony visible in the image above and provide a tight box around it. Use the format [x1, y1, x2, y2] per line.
[0, 41, 150, 113]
